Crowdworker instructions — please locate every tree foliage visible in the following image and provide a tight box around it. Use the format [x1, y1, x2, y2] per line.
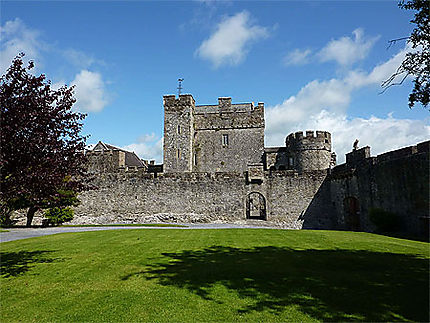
[0, 53, 90, 226]
[43, 207, 75, 226]
[383, 0, 430, 109]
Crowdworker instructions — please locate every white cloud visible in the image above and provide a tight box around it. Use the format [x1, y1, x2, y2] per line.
[196, 11, 269, 67]
[123, 136, 163, 163]
[0, 18, 44, 74]
[71, 70, 109, 112]
[283, 49, 312, 66]
[318, 28, 379, 66]
[138, 133, 158, 143]
[62, 49, 96, 69]
[265, 45, 429, 163]
[291, 111, 430, 163]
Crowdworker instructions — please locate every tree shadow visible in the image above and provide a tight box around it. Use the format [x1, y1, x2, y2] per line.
[1, 250, 60, 278]
[122, 246, 429, 322]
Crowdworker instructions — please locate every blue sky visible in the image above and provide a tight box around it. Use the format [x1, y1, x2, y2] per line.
[1, 0, 429, 163]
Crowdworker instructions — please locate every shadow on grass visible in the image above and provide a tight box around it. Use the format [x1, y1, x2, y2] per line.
[1, 250, 60, 278]
[123, 246, 429, 322]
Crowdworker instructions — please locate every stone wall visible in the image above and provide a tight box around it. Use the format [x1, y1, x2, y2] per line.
[327, 141, 430, 239]
[163, 95, 195, 173]
[194, 128, 264, 172]
[286, 131, 332, 172]
[72, 168, 328, 228]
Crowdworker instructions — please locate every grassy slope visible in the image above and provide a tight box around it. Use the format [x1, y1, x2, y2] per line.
[1, 229, 429, 322]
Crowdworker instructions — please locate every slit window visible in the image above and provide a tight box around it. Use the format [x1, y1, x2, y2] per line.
[177, 149, 181, 159]
[177, 125, 181, 134]
[222, 134, 229, 146]
[194, 153, 197, 166]
[289, 157, 294, 166]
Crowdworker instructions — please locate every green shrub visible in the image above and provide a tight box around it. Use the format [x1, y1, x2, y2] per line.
[43, 207, 74, 226]
[369, 208, 400, 233]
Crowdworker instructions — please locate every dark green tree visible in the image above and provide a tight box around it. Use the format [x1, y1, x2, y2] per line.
[382, 0, 430, 109]
[0, 53, 90, 226]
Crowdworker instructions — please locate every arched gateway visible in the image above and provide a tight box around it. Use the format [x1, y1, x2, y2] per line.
[246, 192, 267, 220]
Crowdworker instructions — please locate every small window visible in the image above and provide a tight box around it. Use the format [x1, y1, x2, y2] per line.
[177, 125, 181, 134]
[177, 149, 181, 159]
[289, 157, 294, 166]
[194, 153, 197, 166]
[222, 134, 229, 146]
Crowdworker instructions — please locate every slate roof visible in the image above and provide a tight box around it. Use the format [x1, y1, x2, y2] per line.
[92, 141, 146, 168]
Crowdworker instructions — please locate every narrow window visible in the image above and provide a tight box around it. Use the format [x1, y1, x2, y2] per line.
[194, 153, 197, 166]
[177, 125, 181, 134]
[177, 149, 181, 159]
[222, 134, 229, 146]
[289, 157, 294, 166]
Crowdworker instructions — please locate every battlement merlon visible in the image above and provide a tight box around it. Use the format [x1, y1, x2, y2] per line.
[163, 94, 196, 111]
[286, 130, 332, 151]
[218, 97, 232, 110]
[195, 98, 264, 115]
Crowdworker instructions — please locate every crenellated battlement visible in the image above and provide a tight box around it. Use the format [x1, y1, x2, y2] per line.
[163, 94, 195, 111]
[286, 130, 331, 151]
[340, 140, 430, 168]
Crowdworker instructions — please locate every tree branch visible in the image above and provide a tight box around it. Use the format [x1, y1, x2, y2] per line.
[387, 36, 410, 49]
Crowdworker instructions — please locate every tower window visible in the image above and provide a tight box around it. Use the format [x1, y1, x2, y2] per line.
[194, 153, 197, 166]
[177, 149, 181, 159]
[222, 134, 229, 146]
[289, 157, 294, 166]
[177, 125, 181, 134]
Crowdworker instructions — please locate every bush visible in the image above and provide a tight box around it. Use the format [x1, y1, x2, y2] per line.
[369, 208, 401, 233]
[43, 207, 74, 226]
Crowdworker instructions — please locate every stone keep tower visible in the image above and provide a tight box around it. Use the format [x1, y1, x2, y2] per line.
[285, 131, 332, 172]
[163, 94, 195, 173]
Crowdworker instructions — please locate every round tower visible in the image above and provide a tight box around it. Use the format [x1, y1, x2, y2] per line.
[285, 130, 332, 172]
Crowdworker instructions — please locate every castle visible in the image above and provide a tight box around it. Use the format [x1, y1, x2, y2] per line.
[76, 94, 429, 239]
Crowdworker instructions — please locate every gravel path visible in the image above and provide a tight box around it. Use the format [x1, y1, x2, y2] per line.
[0, 223, 280, 243]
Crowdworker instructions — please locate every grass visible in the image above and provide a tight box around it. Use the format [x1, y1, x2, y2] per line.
[61, 223, 187, 227]
[0, 229, 9, 232]
[1, 223, 187, 229]
[1, 229, 429, 322]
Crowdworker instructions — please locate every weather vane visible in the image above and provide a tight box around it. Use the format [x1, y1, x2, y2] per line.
[177, 78, 184, 96]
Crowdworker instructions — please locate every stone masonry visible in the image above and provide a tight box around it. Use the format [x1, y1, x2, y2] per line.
[65, 93, 429, 239]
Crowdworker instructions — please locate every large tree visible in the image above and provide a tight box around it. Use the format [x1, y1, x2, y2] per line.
[0, 53, 90, 226]
[383, 0, 430, 109]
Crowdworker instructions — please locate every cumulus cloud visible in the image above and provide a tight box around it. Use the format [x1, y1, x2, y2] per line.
[277, 110, 430, 164]
[265, 45, 429, 163]
[62, 49, 96, 69]
[318, 28, 379, 66]
[123, 135, 163, 163]
[71, 70, 109, 112]
[196, 11, 269, 67]
[283, 48, 312, 66]
[0, 18, 44, 74]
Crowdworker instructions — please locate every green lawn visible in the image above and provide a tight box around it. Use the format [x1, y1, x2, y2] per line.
[1, 229, 429, 322]
[1, 223, 186, 229]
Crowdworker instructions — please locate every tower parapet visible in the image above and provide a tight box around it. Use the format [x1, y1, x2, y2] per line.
[286, 130, 332, 171]
[163, 94, 195, 112]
